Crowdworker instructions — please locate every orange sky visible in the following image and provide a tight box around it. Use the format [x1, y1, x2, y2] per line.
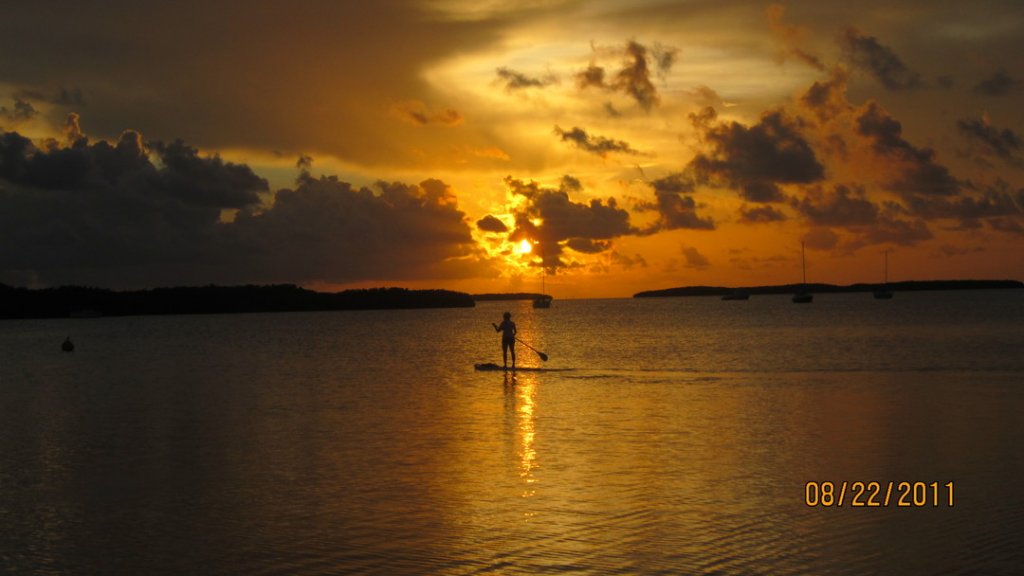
[0, 1, 1021, 297]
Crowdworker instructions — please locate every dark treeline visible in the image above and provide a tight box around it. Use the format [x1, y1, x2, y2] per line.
[634, 279, 1024, 298]
[0, 284, 475, 319]
[472, 293, 547, 301]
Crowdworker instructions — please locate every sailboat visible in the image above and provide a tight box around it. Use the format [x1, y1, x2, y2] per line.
[792, 242, 813, 303]
[533, 246, 552, 308]
[874, 250, 894, 299]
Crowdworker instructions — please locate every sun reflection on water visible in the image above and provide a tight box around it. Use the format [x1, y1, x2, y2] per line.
[506, 373, 539, 503]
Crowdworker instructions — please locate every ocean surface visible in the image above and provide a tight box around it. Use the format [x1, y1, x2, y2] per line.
[1, 290, 1022, 575]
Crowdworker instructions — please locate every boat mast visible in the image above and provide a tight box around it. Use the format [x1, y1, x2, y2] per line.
[801, 241, 806, 286]
[540, 242, 545, 296]
[792, 241, 813, 303]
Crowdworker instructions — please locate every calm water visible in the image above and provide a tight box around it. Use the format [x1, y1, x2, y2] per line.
[1, 290, 1023, 575]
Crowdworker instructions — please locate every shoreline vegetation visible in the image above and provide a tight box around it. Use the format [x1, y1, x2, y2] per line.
[472, 293, 547, 301]
[1, 279, 1020, 319]
[633, 279, 1024, 298]
[0, 284, 475, 319]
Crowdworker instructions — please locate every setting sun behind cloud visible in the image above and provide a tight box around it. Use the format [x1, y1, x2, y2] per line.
[0, 1, 1021, 297]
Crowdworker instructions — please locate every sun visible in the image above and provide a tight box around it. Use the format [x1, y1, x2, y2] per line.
[516, 239, 533, 254]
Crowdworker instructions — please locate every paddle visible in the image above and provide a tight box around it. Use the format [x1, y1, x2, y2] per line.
[516, 337, 549, 361]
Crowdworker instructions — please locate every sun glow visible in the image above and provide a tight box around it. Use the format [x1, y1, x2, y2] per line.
[516, 239, 533, 254]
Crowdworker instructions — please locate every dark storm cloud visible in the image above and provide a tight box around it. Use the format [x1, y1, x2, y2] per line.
[794, 184, 878, 227]
[0, 2, 510, 166]
[496, 67, 556, 90]
[614, 41, 660, 111]
[957, 118, 1022, 164]
[645, 192, 715, 231]
[509, 177, 633, 240]
[0, 128, 489, 287]
[635, 173, 715, 232]
[505, 176, 634, 269]
[476, 214, 509, 233]
[653, 44, 679, 78]
[846, 217, 932, 248]
[1, 127, 151, 191]
[566, 237, 611, 254]
[576, 64, 606, 89]
[686, 107, 824, 200]
[648, 172, 693, 195]
[0, 98, 37, 123]
[741, 181, 785, 203]
[799, 69, 853, 122]
[576, 40, 672, 111]
[856, 102, 960, 197]
[230, 177, 485, 283]
[0, 128, 266, 286]
[855, 103, 1024, 230]
[151, 139, 268, 208]
[688, 106, 718, 131]
[681, 246, 710, 269]
[609, 251, 647, 270]
[902, 184, 1023, 229]
[560, 174, 583, 193]
[889, 156, 960, 200]
[792, 184, 933, 248]
[840, 27, 924, 91]
[974, 69, 1017, 96]
[698, 12, 1015, 246]
[554, 126, 641, 157]
[0, 132, 32, 180]
[390, 101, 463, 126]
[739, 204, 787, 223]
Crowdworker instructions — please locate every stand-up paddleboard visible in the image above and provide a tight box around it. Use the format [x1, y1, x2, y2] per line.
[474, 362, 571, 372]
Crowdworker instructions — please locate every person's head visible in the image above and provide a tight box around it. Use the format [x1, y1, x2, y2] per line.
[503, 312, 511, 320]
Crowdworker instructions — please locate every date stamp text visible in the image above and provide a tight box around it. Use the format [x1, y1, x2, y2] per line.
[804, 481, 955, 508]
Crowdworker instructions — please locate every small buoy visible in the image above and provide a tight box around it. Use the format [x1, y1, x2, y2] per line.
[62, 337, 74, 352]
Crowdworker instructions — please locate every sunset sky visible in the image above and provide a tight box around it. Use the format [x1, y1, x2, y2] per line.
[1, 0, 1021, 298]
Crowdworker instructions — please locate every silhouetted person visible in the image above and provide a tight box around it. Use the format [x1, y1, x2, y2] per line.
[492, 312, 516, 370]
[62, 336, 74, 352]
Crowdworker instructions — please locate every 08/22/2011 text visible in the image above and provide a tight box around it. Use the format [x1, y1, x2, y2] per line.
[805, 481, 954, 508]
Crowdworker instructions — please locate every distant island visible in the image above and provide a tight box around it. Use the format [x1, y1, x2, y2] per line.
[634, 279, 1024, 298]
[472, 292, 548, 301]
[0, 284, 475, 319]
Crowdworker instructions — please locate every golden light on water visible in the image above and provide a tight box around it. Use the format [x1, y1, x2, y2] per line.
[516, 377, 538, 499]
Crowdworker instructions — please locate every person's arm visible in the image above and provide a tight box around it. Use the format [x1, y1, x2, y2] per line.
[492, 322, 501, 332]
